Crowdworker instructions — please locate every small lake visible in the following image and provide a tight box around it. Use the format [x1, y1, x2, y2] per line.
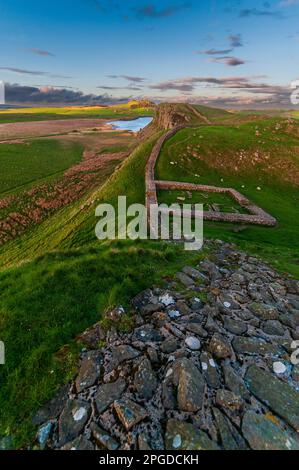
[108, 117, 153, 132]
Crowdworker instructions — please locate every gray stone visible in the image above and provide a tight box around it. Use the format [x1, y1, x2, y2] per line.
[160, 337, 178, 354]
[213, 408, 247, 450]
[32, 384, 69, 426]
[134, 324, 163, 342]
[134, 357, 157, 399]
[262, 320, 285, 337]
[215, 389, 243, 412]
[162, 380, 176, 409]
[242, 411, 299, 450]
[104, 306, 125, 322]
[176, 272, 195, 287]
[249, 302, 279, 320]
[222, 363, 250, 400]
[114, 398, 147, 431]
[245, 365, 299, 432]
[75, 351, 102, 392]
[95, 378, 126, 414]
[233, 337, 279, 356]
[285, 280, 299, 295]
[223, 317, 247, 335]
[208, 333, 232, 359]
[176, 358, 205, 412]
[59, 399, 90, 446]
[37, 422, 53, 449]
[175, 300, 191, 315]
[138, 433, 151, 450]
[185, 336, 201, 351]
[186, 323, 208, 338]
[61, 435, 94, 450]
[200, 352, 220, 389]
[90, 422, 119, 450]
[109, 345, 140, 371]
[182, 266, 206, 281]
[165, 419, 219, 450]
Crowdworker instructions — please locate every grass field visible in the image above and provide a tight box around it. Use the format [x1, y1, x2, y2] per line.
[0, 102, 154, 124]
[1, 106, 299, 448]
[0, 140, 82, 196]
[156, 120, 299, 277]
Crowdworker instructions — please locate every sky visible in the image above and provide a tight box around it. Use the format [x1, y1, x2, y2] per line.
[0, 0, 299, 108]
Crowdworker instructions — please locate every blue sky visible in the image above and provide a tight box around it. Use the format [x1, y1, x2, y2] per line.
[0, 0, 299, 107]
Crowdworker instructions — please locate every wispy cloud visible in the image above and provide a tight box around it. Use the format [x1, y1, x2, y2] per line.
[239, 8, 283, 18]
[228, 34, 243, 47]
[210, 56, 246, 66]
[135, 2, 191, 19]
[26, 48, 55, 57]
[197, 48, 233, 55]
[106, 74, 146, 83]
[0, 66, 72, 79]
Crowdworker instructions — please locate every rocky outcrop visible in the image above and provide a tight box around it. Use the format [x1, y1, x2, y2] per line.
[34, 240, 299, 451]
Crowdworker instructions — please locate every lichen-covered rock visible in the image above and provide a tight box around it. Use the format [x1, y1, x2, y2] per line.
[242, 411, 299, 450]
[58, 399, 90, 446]
[95, 378, 126, 414]
[175, 358, 205, 412]
[245, 366, 299, 432]
[114, 398, 147, 431]
[75, 351, 103, 392]
[208, 333, 232, 359]
[90, 422, 119, 450]
[165, 419, 219, 450]
[134, 357, 157, 399]
[233, 337, 279, 356]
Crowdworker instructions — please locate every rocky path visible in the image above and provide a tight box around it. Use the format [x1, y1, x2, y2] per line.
[34, 240, 299, 451]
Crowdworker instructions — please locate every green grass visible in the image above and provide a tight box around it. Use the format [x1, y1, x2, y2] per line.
[156, 120, 299, 276]
[0, 104, 154, 124]
[0, 140, 82, 196]
[0, 239, 203, 447]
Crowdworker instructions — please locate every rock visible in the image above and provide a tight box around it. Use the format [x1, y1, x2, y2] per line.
[223, 317, 247, 335]
[186, 323, 208, 338]
[134, 357, 157, 399]
[176, 358, 205, 412]
[182, 266, 206, 281]
[160, 338, 178, 354]
[249, 302, 279, 320]
[165, 419, 219, 450]
[77, 321, 106, 349]
[90, 422, 119, 450]
[58, 399, 90, 445]
[162, 380, 176, 409]
[61, 435, 94, 450]
[208, 334, 232, 359]
[167, 309, 181, 319]
[159, 293, 175, 306]
[37, 422, 53, 449]
[147, 346, 159, 364]
[75, 351, 103, 392]
[245, 365, 299, 432]
[104, 306, 125, 322]
[222, 363, 250, 400]
[175, 300, 191, 315]
[292, 364, 299, 382]
[32, 384, 69, 426]
[273, 361, 287, 375]
[185, 336, 201, 351]
[138, 433, 151, 450]
[95, 378, 126, 414]
[114, 399, 147, 431]
[242, 411, 299, 450]
[190, 297, 204, 311]
[141, 302, 164, 316]
[200, 352, 220, 389]
[231, 273, 245, 284]
[262, 320, 285, 337]
[109, 344, 140, 371]
[285, 280, 299, 295]
[215, 389, 243, 412]
[176, 272, 194, 287]
[134, 324, 163, 342]
[213, 408, 247, 450]
[232, 337, 279, 356]
[132, 289, 153, 310]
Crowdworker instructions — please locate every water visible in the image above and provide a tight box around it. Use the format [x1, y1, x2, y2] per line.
[108, 117, 153, 132]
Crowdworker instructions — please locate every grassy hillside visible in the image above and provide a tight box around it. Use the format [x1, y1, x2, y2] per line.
[0, 140, 82, 196]
[0, 102, 155, 124]
[156, 119, 299, 276]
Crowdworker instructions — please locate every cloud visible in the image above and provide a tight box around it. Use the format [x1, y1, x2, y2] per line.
[4, 83, 132, 105]
[228, 34, 243, 48]
[26, 48, 55, 57]
[135, 2, 191, 19]
[198, 48, 233, 55]
[280, 0, 299, 5]
[106, 74, 146, 83]
[0, 66, 72, 79]
[210, 56, 246, 66]
[97, 84, 142, 91]
[239, 8, 283, 18]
